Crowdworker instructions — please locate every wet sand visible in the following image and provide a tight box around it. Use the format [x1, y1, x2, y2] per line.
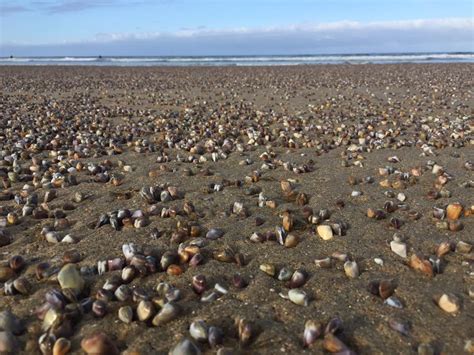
[0, 64, 473, 354]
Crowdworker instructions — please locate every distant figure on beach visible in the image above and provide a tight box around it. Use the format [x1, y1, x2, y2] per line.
[10, 55, 13, 59]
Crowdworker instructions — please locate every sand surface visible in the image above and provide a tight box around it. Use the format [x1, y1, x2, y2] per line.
[0, 64, 473, 354]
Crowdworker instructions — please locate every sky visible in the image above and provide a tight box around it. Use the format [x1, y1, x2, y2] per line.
[0, 0, 473, 56]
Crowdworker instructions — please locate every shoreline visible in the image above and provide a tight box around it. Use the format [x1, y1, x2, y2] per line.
[1, 62, 474, 68]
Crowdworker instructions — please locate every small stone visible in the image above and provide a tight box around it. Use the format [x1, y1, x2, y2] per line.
[390, 240, 407, 258]
[317, 225, 333, 241]
[438, 293, 460, 314]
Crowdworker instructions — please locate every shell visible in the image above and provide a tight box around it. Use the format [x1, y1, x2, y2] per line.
[206, 228, 224, 240]
[189, 320, 208, 342]
[118, 306, 133, 324]
[53, 338, 71, 355]
[152, 302, 180, 326]
[303, 320, 322, 347]
[236, 318, 253, 346]
[317, 225, 333, 240]
[323, 334, 348, 353]
[343, 261, 359, 278]
[278, 267, 293, 281]
[81, 333, 119, 355]
[57, 264, 85, 294]
[192, 275, 207, 295]
[259, 263, 276, 277]
[169, 338, 201, 355]
[288, 289, 309, 306]
[0, 310, 24, 335]
[388, 318, 410, 336]
[137, 300, 155, 322]
[446, 202, 463, 220]
[114, 285, 132, 302]
[92, 300, 107, 318]
[208, 326, 224, 347]
[437, 293, 460, 313]
[289, 269, 307, 288]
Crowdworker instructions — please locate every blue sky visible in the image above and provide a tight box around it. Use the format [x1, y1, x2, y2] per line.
[0, 0, 473, 55]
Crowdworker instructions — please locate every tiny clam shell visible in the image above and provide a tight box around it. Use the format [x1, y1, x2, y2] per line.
[437, 293, 461, 314]
[189, 319, 208, 342]
[118, 306, 133, 324]
[53, 337, 71, 355]
[81, 333, 119, 355]
[343, 261, 359, 278]
[303, 320, 322, 347]
[169, 338, 201, 355]
[137, 300, 155, 322]
[206, 228, 224, 240]
[152, 302, 180, 326]
[208, 326, 224, 348]
[288, 289, 309, 306]
[289, 269, 307, 288]
[384, 296, 403, 309]
[236, 317, 253, 346]
[388, 318, 410, 336]
[317, 225, 333, 240]
[259, 263, 276, 277]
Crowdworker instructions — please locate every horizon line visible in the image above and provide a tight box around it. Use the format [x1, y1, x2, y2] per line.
[3, 50, 474, 58]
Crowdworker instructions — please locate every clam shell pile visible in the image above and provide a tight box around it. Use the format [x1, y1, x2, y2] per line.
[0, 64, 472, 353]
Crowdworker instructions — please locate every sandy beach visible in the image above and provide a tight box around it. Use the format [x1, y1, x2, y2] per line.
[0, 64, 473, 354]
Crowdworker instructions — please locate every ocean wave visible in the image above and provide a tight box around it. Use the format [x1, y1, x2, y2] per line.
[1, 53, 473, 66]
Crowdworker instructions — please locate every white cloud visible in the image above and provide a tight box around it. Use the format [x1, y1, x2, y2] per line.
[84, 18, 474, 42]
[1, 18, 473, 55]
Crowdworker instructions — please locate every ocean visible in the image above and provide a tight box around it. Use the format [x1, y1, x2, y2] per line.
[1, 52, 473, 66]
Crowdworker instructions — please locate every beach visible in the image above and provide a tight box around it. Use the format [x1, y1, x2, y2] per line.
[0, 64, 473, 354]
